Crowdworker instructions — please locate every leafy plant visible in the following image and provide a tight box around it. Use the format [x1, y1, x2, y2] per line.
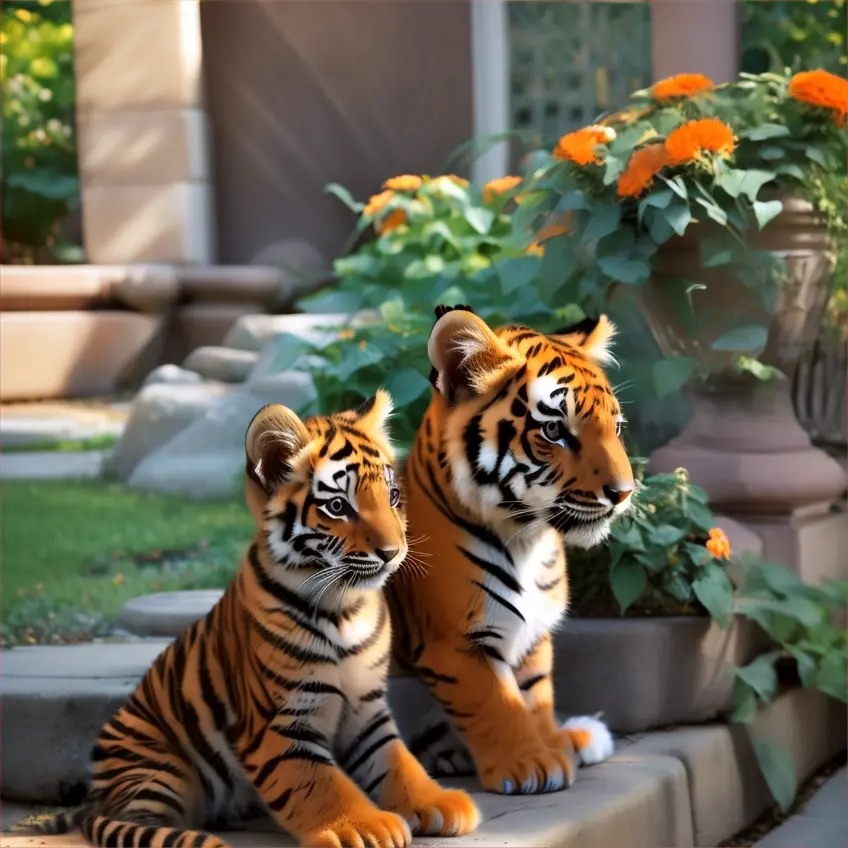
[519, 68, 848, 388]
[1, 0, 83, 263]
[269, 173, 584, 447]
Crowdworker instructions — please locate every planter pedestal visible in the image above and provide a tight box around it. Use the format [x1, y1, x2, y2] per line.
[651, 378, 847, 582]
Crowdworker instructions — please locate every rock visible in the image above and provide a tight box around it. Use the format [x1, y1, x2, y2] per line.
[119, 591, 225, 637]
[142, 364, 204, 387]
[110, 382, 231, 480]
[250, 238, 330, 307]
[127, 372, 316, 499]
[223, 312, 351, 353]
[182, 346, 259, 383]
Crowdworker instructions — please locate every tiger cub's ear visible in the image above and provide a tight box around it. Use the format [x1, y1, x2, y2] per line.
[245, 404, 313, 497]
[428, 307, 523, 404]
[552, 314, 617, 366]
[352, 390, 395, 458]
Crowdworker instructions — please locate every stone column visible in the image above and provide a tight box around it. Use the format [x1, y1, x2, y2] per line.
[72, 0, 214, 264]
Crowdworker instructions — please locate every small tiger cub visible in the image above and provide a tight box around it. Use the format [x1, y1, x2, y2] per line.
[15, 391, 479, 848]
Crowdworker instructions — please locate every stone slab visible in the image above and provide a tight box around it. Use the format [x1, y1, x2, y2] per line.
[754, 814, 846, 848]
[119, 591, 224, 637]
[0, 417, 124, 450]
[0, 451, 110, 481]
[182, 347, 259, 383]
[801, 767, 846, 820]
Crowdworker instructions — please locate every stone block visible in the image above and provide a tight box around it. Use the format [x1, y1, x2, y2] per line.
[77, 108, 209, 184]
[177, 266, 289, 308]
[119, 591, 225, 637]
[142, 364, 204, 388]
[745, 508, 848, 584]
[165, 303, 258, 364]
[0, 311, 162, 402]
[82, 183, 214, 265]
[182, 346, 258, 383]
[110, 382, 231, 480]
[551, 616, 768, 734]
[224, 312, 352, 353]
[73, 0, 203, 111]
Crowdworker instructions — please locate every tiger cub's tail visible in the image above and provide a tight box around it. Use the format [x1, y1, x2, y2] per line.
[78, 811, 229, 848]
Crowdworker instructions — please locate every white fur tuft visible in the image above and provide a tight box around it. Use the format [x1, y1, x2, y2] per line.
[562, 715, 615, 765]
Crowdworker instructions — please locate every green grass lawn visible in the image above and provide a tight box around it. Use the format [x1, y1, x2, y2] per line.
[1, 481, 254, 645]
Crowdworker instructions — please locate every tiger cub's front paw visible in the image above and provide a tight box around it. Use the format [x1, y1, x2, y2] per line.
[478, 741, 577, 795]
[402, 786, 480, 837]
[302, 807, 411, 848]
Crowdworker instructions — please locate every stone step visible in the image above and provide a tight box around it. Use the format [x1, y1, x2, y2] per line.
[181, 346, 260, 383]
[1, 639, 845, 848]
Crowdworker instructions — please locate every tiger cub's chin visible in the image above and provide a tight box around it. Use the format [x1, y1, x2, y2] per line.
[564, 518, 615, 550]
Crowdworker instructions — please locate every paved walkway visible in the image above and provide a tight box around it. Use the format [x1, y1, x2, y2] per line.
[753, 767, 846, 848]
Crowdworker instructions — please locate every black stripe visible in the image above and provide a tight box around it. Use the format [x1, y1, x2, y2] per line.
[330, 440, 355, 461]
[536, 574, 563, 592]
[363, 770, 388, 796]
[131, 788, 185, 816]
[346, 734, 398, 775]
[458, 546, 522, 594]
[269, 788, 292, 812]
[519, 673, 547, 692]
[472, 579, 526, 622]
[360, 688, 385, 703]
[340, 713, 392, 764]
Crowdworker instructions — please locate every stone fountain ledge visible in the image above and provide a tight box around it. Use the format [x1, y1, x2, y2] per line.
[1, 638, 845, 848]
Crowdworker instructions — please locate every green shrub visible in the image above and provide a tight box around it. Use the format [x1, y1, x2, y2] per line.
[1, 0, 82, 263]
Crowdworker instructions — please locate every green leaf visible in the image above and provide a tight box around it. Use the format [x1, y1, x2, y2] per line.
[652, 356, 695, 398]
[324, 182, 364, 213]
[610, 560, 647, 615]
[464, 206, 495, 235]
[555, 191, 590, 212]
[805, 146, 827, 167]
[751, 735, 797, 813]
[693, 563, 735, 628]
[711, 325, 768, 353]
[6, 171, 79, 200]
[752, 199, 784, 230]
[334, 342, 386, 381]
[735, 651, 782, 701]
[715, 168, 776, 202]
[661, 175, 688, 200]
[266, 332, 310, 373]
[384, 368, 431, 407]
[651, 524, 688, 547]
[774, 163, 805, 180]
[497, 256, 539, 295]
[731, 680, 759, 724]
[539, 237, 578, 298]
[694, 197, 728, 226]
[641, 188, 675, 209]
[297, 288, 363, 315]
[742, 123, 791, 141]
[736, 356, 785, 381]
[598, 254, 650, 285]
[613, 523, 645, 552]
[647, 208, 675, 244]
[581, 204, 622, 243]
[735, 597, 823, 628]
[816, 649, 848, 702]
[664, 202, 692, 237]
[786, 646, 818, 689]
[759, 146, 786, 161]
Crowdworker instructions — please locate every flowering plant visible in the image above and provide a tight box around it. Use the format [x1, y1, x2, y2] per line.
[272, 173, 581, 446]
[519, 69, 848, 388]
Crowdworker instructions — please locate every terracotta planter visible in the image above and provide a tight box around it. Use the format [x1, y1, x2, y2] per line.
[642, 196, 847, 516]
[551, 616, 768, 734]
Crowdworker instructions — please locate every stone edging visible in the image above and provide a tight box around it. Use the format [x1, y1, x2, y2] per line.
[1, 641, 845, 847]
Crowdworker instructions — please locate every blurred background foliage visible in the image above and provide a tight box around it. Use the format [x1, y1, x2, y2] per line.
[1, 0, 83, 264]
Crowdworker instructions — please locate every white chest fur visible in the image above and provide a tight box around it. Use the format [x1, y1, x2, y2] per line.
[466, 526, 566, 667]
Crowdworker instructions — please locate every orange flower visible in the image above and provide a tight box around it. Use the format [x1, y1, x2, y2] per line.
[383, 174, 423, 192]
[363, 189, 394, 217]
[553, 125, 615, 166]
[483, 175, 522, 203]
[525, 241, 544, 257]
[705, 527, 731, 560]
[652, 73, 714, 101]
[789, 69, 848, 125]
[525, 219, 571, 256]
[617, 143, 670, 198]
[376, 208, 408, 234]
[447, 174, 470, 187]
[664, 118, 736, 165]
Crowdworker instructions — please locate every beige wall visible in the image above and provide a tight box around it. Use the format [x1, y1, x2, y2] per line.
[200, 0, 473, 266]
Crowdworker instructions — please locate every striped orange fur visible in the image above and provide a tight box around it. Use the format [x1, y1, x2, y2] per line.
[389, 306, 632, 795]
[14, 391, 479, 847]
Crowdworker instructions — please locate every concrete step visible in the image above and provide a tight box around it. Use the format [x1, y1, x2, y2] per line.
[1, 641, 846, 847]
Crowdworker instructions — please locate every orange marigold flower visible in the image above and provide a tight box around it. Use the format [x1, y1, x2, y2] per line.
[376, 208, 408, 234]
[705, 527, 731, 560]
[617, 143, 670, 198]
[483, 175, 522, 203]
[363, 189, 394, 217]
[652, 73, 714, 101]
[525, 241, 544, 257]
[444, 174, 469, 187]
[383, 174, 423, 192]
[789, 69, 848, 125]
[553, 125, 615, 166]
[664, 118, 736, 165]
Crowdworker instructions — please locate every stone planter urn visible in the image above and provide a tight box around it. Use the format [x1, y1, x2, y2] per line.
[640, 196, 847, 581]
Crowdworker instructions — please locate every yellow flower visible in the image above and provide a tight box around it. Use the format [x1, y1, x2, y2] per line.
[483, 175, 522, 203]
[705, 527, 731, 560]
[363, 189, 394, 217]
[376, 208, 408, 235]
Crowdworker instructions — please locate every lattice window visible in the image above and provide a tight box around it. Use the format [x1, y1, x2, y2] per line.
[508, 1, 652, 160]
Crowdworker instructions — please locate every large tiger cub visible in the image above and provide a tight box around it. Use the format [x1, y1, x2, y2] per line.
[389, 306, 634, 795]
[16, 391, 479, 848]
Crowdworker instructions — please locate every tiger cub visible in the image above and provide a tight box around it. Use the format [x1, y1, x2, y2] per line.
[16, 391, 479, 848]
[388, 306, 633, 795]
